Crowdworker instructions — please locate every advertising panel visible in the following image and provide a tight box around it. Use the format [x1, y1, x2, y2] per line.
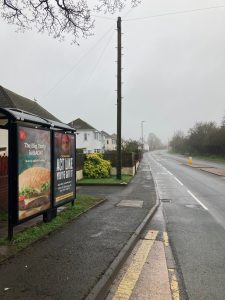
[54, 132, 75, 205]
[18, 126, 51, 221]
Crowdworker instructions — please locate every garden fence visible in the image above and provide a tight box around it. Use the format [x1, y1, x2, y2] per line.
[0, 155, 8, 176]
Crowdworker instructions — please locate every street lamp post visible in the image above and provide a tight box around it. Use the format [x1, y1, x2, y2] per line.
[141, 121, 145, 152]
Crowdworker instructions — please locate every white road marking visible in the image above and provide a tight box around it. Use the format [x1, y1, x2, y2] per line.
[150, 154, 210, 213]
[187, 190, 208, 211]
[90, 232, 103, 238]
[154, 159, 183, 186]
[174, 177, 184, 186]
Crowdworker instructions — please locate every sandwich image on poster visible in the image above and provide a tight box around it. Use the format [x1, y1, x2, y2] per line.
[54, 132, 75, 205]
[19, 167, 50, 218]
[18, 126, 51, 221]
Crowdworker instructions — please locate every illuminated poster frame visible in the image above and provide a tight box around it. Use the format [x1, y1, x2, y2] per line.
[17, 125, 51, 223]
[53, 131, 76, 207]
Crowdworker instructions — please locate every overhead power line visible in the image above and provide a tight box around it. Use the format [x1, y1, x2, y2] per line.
[41, 24, 115, 98]
[91, 4, 140, 20]
[123, 5, 225, 21]
[91, 14, 116, 20]
[71, 29, 115, 98]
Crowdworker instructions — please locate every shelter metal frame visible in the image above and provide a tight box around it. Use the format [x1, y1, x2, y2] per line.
[0, 108, 76, 240]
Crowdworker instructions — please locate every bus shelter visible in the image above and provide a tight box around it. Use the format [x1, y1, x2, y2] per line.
[0, 108, 76, 239]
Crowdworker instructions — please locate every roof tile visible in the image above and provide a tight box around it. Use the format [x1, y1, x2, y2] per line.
[0, 86, 60, 122]
[68, 118, 96, 130]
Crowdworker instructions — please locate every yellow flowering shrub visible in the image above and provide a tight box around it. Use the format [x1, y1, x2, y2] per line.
[83, 153, 111, 178]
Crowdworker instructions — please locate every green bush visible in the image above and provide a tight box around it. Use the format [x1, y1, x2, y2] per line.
[83, 153, 111, 178]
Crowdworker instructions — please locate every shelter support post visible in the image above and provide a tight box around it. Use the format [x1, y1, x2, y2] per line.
[8, 121, 18, 240]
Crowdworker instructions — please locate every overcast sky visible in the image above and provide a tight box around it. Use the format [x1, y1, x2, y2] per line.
[0, 0, 225, 143]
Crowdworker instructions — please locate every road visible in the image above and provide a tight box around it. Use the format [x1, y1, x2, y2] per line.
[149, 151, 225, 299]
[107, 151, 225, 300]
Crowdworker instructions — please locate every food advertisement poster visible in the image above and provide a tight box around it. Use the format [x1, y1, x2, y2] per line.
[18, 126, 51, 221]
[54, 132, 75, 205]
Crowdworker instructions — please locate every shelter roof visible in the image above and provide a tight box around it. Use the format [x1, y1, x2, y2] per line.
[0, 107, 75, 131]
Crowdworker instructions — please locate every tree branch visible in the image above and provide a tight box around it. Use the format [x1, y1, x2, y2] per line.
[0, 0, 141, 43]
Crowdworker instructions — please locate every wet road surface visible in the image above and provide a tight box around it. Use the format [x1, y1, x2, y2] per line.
[149, 151, 225, 300]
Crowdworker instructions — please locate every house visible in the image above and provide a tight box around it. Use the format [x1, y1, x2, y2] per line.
[101, 131, 116, 151]
[0, 85, 61, 156]
[144, 142, 150, 151]
[138, 137, 149, 152]
[0, 129, 7, 156]
[68, 118, 103, 153]
[0, 85, 60, 121]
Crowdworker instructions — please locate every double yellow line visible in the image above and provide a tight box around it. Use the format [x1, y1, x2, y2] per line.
[112, 230, 180, 300]
[113, 231, 158, 300]
[164, 232, 180, 300]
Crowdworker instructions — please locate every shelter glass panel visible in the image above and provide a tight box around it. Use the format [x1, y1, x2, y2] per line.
[18, 126, 51, 221]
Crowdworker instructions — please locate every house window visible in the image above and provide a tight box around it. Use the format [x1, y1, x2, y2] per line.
[107, 140, 109, 144]
[84, 133, 88, 141]
[94, 132, 98, 140]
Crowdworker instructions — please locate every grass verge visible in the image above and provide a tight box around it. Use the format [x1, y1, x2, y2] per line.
[0, 195, 103, 252]
[77, 175, 133, 185]
[0, 211, 7, 221]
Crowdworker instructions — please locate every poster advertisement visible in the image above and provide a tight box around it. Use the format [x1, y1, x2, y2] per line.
[54, 132, 75, 205]
[18, 126, 51, 221]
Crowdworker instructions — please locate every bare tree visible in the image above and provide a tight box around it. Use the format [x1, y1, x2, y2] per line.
[221, 112, 225, 128]
[1, 0, 140, 44]
[95, 0, 140, 13]
[148, 132, 163, 151]
[169, 131, 187, 154]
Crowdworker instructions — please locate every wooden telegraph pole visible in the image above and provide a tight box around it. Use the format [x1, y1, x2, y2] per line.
[117, 16, 122, 180]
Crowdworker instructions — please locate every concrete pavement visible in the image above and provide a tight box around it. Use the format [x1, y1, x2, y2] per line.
[106, 206, 181, 300]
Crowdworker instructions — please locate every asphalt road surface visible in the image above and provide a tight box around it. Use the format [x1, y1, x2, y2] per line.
[148, 151, 225, 300]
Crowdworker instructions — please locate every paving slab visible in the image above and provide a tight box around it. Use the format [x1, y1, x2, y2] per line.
[200, 167, 225, 177]
[106, 230, 172, 300]
[131, 240, 172, 300]
[183, 163, 225, 177]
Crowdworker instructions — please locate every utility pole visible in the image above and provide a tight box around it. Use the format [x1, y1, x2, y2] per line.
[117, 16, 122, 180]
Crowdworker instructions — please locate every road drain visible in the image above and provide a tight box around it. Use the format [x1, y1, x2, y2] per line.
[185, 204, 202, 209]
[161, 199, 171, 203]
